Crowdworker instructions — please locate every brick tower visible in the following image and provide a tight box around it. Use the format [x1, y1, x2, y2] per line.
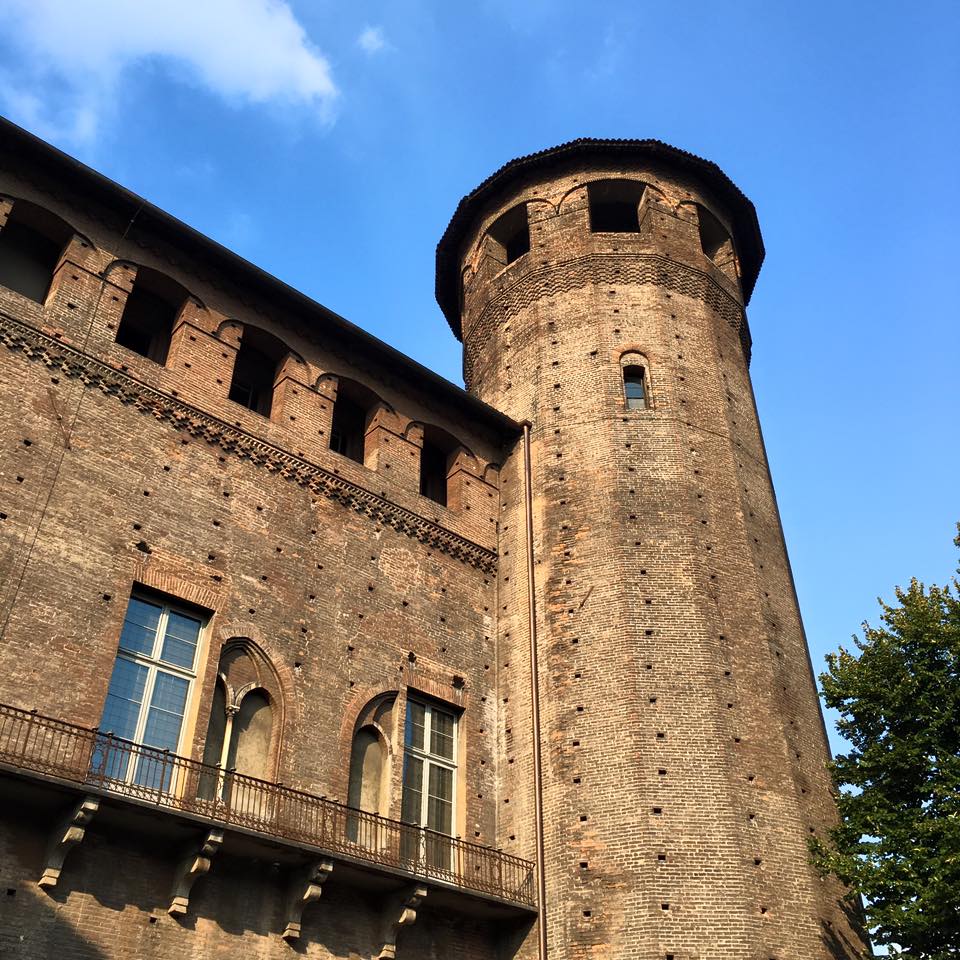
[436, 141, 869, 959]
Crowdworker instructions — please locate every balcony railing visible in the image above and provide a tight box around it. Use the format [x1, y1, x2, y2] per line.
[0, 702, 535, 908]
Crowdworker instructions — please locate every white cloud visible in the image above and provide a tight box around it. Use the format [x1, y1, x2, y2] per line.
[1, 0, 338, 145]
[358, 26, 387, 55]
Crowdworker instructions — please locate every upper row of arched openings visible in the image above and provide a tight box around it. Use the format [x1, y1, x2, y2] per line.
[479, 178, 737, 273]
[0, 196, 473, 509]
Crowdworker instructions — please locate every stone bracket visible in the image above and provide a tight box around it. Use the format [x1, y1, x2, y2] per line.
[168, 828, 223, 916]
[281, 858, 334, 941]
[377, 883, 428, 959]
[38, 795, 99, 889]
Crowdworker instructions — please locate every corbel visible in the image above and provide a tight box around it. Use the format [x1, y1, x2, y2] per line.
[168, 828, 223, 916]
[377, 884, 428, 959]
[281, 858, 334, 940]
[38, 795, 99, 888]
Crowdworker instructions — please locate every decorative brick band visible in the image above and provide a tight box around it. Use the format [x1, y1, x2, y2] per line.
[0, 312, 498, 574]
[464, 253, 749, 383]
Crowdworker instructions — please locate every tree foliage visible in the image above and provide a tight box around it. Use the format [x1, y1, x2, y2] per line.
[811, 527, 960, 957]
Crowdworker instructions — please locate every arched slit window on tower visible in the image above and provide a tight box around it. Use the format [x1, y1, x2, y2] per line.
[588, 180, 646, 233]
[0, 201, 73, 303]
[115, 266, 187, 365]
[419, 424, 461, 507]
[486, 203, 530, 265]
[228, 325, 290, 418]
[330, 377, 381, 465]
[624, 365, 647, 410]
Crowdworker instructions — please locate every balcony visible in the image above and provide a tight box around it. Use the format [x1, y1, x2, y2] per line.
[0, 702, 535, 919]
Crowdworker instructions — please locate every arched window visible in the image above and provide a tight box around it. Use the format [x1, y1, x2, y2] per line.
[115, 266, 187, 365]
[588, 180, 646, 233]
[419, 424, 461, 507]
[228, 325, 291, 418]
[624, 365, 647, 410]
[486, 203, 530, 265]
[0, 200, 73, 303]
[330, 377, 382, 465]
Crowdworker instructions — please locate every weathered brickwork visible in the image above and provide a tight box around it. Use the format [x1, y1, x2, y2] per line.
[0, 123, 868, 959]
[443, 145, 870, 959]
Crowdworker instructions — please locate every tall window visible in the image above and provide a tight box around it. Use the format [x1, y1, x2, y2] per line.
[401, 699, 457, 869]
[624, 365, 647, 409]
[99, 594, 203, 789]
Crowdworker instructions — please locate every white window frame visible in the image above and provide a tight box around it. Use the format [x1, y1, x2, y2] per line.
[400, 697, 459, 873]
[101, 592, 204, 785]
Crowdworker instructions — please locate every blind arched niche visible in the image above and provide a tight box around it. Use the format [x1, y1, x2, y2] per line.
[345, 693, 396, 845]
[200, 639, 283, 806]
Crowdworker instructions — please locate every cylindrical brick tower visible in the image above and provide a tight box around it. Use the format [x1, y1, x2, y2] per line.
[436, 141, 868, 960]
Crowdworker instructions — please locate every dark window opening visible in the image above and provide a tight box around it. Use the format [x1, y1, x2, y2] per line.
[624, 365, 647, 410]
[0, 202, 72, 303]
[330, 394, 366, 462]
[330, 378, 380, 465]
[588, 180, 646, 233]
[487, 204, 530, 265]
[116, 267, 186, 365]
[228, 326, 290, 419]
[697, 205, 732, 262]
[420, 441, 449, 506]
[419, 424, 461, 507]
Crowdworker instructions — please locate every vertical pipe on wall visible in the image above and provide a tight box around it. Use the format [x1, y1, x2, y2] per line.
[523, 422, 548, 959]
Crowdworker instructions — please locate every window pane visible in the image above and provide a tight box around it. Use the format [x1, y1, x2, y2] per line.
[160, 611, 201, 668]
[405, 701, 425, 750]
[401, 754, 423, 824]
[118, 597, 162, 656]
[430, 709, 455, 760]
[427, 764, 454, 834]
[100, 658, 148, 740]
[141, 672, 188, 751]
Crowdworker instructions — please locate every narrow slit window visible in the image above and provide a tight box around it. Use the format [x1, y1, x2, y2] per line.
[0, 202, 72, 303]
[624, 365, 647, 409]
[487, 204, 530, 265]
[588, 180, 646, 233]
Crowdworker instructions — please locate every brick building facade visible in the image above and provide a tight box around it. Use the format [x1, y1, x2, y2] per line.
[0, 119, 868, 959]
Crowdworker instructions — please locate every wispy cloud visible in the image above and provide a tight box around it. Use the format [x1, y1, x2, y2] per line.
[358, 26, 387, 55]
[0, 0, 338, 146]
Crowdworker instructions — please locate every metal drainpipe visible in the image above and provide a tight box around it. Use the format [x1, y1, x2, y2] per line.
[523, 422, 548, 959]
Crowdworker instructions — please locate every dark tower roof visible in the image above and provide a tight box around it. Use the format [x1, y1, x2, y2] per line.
[435, 138, 765, 339]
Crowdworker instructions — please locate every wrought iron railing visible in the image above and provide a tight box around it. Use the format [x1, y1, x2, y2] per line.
[0, 702, 535, 907]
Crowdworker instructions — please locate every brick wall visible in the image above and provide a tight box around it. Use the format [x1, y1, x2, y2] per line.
[457, 157, 868, 959]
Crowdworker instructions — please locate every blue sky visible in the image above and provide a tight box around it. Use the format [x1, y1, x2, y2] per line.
[2, 0, 958, 751]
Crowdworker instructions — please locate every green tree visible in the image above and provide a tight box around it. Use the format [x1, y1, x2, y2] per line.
[812, 527, 960, 957]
